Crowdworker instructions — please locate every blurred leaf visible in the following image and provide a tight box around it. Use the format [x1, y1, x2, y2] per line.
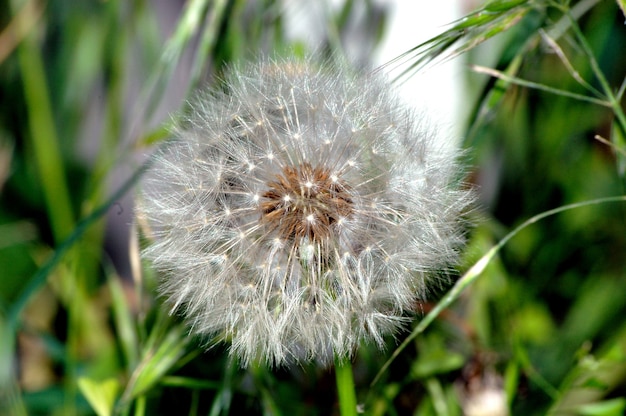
[410, 334, 465, 379]
[136, 125, 172, 148]
[368, 382, 401, 416]
[560, 276, 626, 345]
[424, 378, 452, 416]
[465, 43, 527, 145]
[574, 398, 626, 416]
[0, 220, 37, 250]
[13, 0, 75, 243]
[504, 360, 520, 408]
[77, 377, 120, 416]
[511, 302, 556, 345]
[0, 314, 27, 416]
[611, 120, 626, 178]
[548, 322, 626, 414]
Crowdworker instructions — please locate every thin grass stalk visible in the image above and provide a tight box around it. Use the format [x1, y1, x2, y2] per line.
[370, 195, 626, 387]
[563, 7, 626, 137]
[470, 65, 612, 107]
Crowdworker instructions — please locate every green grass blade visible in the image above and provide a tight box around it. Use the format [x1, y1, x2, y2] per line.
[160, 376, 221, 390]
[108, 274, 139, 370]
[137, 0, 211, 123]
[185, 0, 229, 96]
[7, 160, 152, 330]
[124, 324, 188, 400]
[13, 0, 75, 243]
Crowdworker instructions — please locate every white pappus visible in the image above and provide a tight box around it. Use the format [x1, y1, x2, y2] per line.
[138, 56, 473, 367]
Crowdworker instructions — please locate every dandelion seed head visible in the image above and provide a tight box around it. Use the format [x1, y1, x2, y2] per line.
[138, 56, 473, 367]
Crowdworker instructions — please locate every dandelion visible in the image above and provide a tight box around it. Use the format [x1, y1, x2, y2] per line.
[138, 56, 472, 367]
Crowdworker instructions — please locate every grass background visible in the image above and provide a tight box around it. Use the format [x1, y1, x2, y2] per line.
[1, 0, 625, 415]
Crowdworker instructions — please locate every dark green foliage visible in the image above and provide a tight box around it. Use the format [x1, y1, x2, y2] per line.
[1, 0, 625, 414]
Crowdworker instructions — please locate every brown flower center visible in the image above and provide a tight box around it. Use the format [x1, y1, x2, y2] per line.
[260, 163, 353, 243]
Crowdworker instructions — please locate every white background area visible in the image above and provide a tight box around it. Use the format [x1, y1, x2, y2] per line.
[374, 1, 464, 142]
[283, 0, 466, 143]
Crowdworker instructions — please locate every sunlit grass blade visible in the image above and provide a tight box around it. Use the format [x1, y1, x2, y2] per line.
[382, 0, 533, 84]
[370, 195, 626, 387]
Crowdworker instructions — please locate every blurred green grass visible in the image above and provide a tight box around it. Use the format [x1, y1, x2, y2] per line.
[1, 0, 625, 415]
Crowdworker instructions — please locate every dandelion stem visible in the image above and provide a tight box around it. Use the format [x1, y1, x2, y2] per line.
[335, 356, 358, 416]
